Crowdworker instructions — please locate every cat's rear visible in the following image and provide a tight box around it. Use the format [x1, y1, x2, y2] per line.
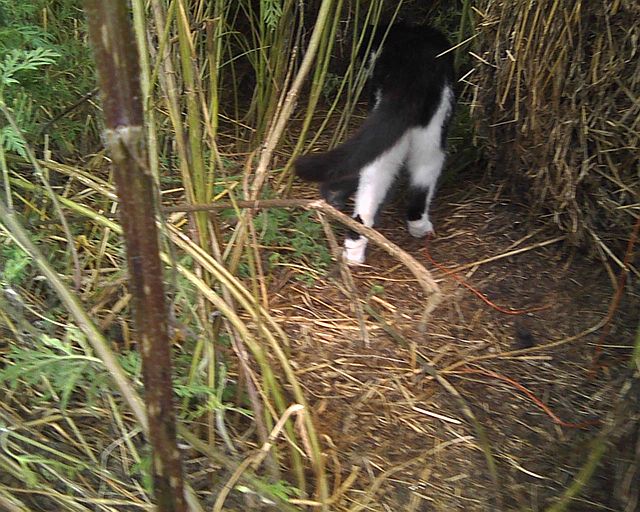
[295, 24, 455, 263]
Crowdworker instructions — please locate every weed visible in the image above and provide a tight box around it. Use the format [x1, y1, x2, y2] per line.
[0, 327, 110, 409]
[0, 0, 96, 158]
[236, 479, 302, 502]
[261, 0, 283, 32]
[1, 238, 33, 285]
[253, 208, 332, 281]
[370, 284, 385, 296]
[322, 72, 343, 102]
[130, 452, 154, 494]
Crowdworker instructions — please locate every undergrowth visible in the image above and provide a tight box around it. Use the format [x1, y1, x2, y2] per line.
[0, 0, 95, 159]
[0, 1, 506, 510]
[253, 208, 332, 282]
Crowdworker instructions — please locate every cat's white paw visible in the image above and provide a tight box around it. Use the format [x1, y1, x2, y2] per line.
[408, 217, 434, 238]
[344, 237, 367, 265]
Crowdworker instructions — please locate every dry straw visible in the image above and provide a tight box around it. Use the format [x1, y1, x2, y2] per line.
[471, 0, 639, 262]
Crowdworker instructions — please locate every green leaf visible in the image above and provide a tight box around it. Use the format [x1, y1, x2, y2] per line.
[0, 48, 57, 88]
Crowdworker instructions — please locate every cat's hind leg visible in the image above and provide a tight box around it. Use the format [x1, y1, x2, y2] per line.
[344, 134, 409, 264]
[406, 85, 453, 237]
[405, 155, 443, 238]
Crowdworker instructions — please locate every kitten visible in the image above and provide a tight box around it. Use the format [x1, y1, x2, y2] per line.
[295, 23, 455, 264]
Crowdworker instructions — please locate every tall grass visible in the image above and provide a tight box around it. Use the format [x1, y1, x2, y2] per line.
[0, 0, 426, 509]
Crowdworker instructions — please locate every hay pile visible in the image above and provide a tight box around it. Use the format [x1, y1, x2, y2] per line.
[470, 0, 639, 258]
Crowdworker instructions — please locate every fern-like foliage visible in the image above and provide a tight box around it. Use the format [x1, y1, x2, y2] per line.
[0, 44, 59, 157]
[0, 92, 37, 157]
[0, 0, 96, 157]
[0, 47, 60, 93]
[261, 0, 283, 31]
[0, 328, 111, 409]
[0, 233, 33, 284]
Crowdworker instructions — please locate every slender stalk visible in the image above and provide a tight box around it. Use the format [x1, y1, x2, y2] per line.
[149, 0, 195, 203]
[83, 2, 187, 511]
[249, 0, 336, 197]
[0, 103, 82, 290]
[131, 0, 159, 181]
[0, 143, 12, 210]
[288, 0, 342, 161]
[633, 320, 640, 371]
[176, 0, 207, 205]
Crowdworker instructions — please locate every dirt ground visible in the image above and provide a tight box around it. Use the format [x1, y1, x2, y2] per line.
[270, 176, 639, 511]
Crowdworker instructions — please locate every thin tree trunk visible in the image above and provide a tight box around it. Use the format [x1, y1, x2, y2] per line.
[83, 2, 187, 511]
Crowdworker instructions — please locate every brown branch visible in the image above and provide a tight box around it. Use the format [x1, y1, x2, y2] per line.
[316, 211, 370, 346]
[162, 198, 316, 213]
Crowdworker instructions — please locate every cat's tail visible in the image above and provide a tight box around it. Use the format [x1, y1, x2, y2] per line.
[294, 95, 418, 182]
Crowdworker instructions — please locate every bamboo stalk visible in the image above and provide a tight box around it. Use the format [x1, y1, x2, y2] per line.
[83, 2, 187, 510]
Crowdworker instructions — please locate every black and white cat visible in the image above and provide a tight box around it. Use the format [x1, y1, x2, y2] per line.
[295, 23, 455, 264]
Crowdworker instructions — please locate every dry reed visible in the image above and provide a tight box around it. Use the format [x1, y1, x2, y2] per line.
[470, 0, 639, 262]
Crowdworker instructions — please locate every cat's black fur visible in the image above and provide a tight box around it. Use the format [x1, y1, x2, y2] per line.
[295, 23, 455, 263]
[296, 23, 453, 188]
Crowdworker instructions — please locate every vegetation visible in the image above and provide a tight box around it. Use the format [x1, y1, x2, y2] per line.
[0, 0, 636, 511]
[0, 0, 96, 158]
[471, 0, 639, 256]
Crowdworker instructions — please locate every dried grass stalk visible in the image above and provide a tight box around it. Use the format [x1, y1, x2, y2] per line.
[471, 0, 639, 256]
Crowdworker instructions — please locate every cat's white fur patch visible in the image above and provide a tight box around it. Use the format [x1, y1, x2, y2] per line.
[405, 84, 453, 237]
[353, 132, 410, 228]
[344, 134, 407, 260]
[408, 216, 434, 238]
[344, 237, 367, 264]
[407, 85, 453, 187]
[373, 88, 382, 109]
